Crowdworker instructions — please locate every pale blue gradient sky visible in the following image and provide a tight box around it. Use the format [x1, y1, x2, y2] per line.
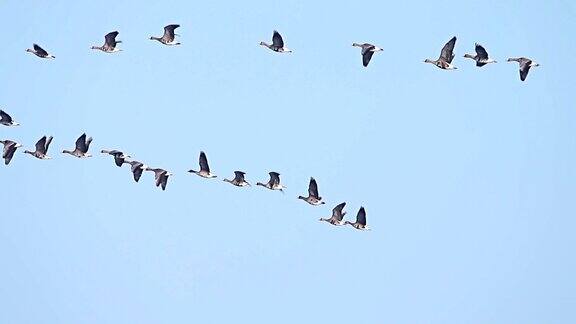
[1, 1, 575, 323]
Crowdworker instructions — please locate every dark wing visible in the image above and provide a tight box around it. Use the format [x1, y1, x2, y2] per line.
[33, 44, 49, 56]
[160, 173, 169, 190]
[163, 24, 179, 41]
[356, 207, 367, 225]
[272, 30, 284, 48]
[133, 167, 143, 182]
[105, 31, 119, 47]
[35, 136, 47, 153]
[44, 136, 53, 153]
[0, 110, 13, 123]
[362, 50, 375, 67]
[332, 202, 346, 220]
[75, 133, 87, 152]
[440, 36, 456, 63]
[474, 43, 489, 60]
[234, 171, 245, 182]
[4, 143, 17, 164]
[308, 177, 320, 198]
[113, 156, 125, 167]
[269, 171, 281, 185]
[199, 151, 210, 172]
[519, 59, 532, 81]
[84, 136, 93, 153]
[2, 141, 15, 158]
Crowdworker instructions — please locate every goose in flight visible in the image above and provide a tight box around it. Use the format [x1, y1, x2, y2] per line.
[62, 133, 93, 158]
[344, 207, 370, 230]
[1, 140, 22, 165]
[188, 151, 217, 178]
[146, 167, 172, 190]
[101, 149, 130, 167]
[424, 36, 457, 70]
[352, 43, 383, 67]
[150, 24, 181, 45]
[463, 43, 496, 67]
[91, 31, 122, 53]
[256, 171, 286, 192]
[260, 30, 292, 53]
[319, 202, 347, 226]
[24, 136, 53, 159]
[26, 44, 55, 59]
[507, 57, 539, 81]
[124, 160, 147, 183]
[0, 110, 19, 126]
[223, 171, 251, 187]
[298, 177, 325, 205]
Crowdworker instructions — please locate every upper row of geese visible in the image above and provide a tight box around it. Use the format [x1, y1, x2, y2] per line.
[1, 109, 369, 230]
[23, 26, 540, 81]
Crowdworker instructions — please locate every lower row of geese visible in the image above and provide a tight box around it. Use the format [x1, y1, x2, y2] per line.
[25, 26, 539, 81]
[1, 131, 370, 230]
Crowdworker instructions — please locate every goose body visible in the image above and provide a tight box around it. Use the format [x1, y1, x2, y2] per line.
[319, 202, 347, 226]
[150, 24, 181, 45]
[101, 149, 130, 167]
[188, 151, 217, 178]
[26, 44, 55, 59]
[424, 36, 457, 70]
[298, 177, 325, 205]
[507, 57, 539, 81]
[344, 207, 370, 230]
[62, 133, 93, 158]
[91, 31, 122, 53]
[260, 30, 292, 53]
[1, 140, 22, 165]
[0, 110, 19, 126]
[256, 171, 286, 192]
[24, 136, 53, 159]
[124, 160, 147, 182]
[145, 167, 172, 190]
[352, 43, 383, 67]
[224, 171, 251, 187]
[463, 43, 496, 67]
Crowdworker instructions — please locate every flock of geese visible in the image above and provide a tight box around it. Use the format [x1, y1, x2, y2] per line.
[3, 25, 543, 231]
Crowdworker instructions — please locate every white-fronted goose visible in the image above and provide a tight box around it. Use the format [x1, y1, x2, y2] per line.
[424, 36, 457, 70]
[91, 31, 122, 53]
[256, 171, 286, 192]
[150, 24, 181, 45]
[26, 44, 55, 59]
[260, 30, 292, 53]
[319, 202, 347, 226]
[352, 43, 383, 67]
[145, 167, 172, 190]
[1, 140, 22, 165]
[188, 151, 216, 178]
[298, 177, 325, 205]
[507, 57, 539, 81]
[463, 43, 496, 67]
[101, 149, 130, 167]
[223, 171, 251, 187]
[24, 136, 53, 159]
[344, 207, 370, 230]
[124, 160, 147, 183]
[62, 133, 92, 158]
[0, 110, 19, 126]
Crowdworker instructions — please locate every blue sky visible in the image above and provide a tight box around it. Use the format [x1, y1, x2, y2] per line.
[1, 0, 575, 323]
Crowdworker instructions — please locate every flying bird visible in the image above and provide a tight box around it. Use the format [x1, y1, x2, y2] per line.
[91, 31, 122, 53]
[319, 202, 347, 226]
[0, 110, 19, 126]
[260, 30, 292, 53]
[26, 44, 55, 59]
[463, 43, 497, 67]
[352, 43, 383, 67]
[62, 133, 93, 158]
[344, 207, 370, 230]
[223, 171, 251, 187]
[188, 151, 217, 178]
[24, 136, 53, 159]
[507, 57, 539, 81]
[298, 177, 325, 205]
[256, 171, 286, 192]
[1, 140, 22, 165]
[146, 167, 172, 190]
[150, 24, 181, 45]
[124, 160, 147, 183]
[101, 149, 131, 167]
[424, 36, 457, 70]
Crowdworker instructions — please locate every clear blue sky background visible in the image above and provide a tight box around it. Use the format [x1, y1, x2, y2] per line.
[1, 0, 575, 323]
